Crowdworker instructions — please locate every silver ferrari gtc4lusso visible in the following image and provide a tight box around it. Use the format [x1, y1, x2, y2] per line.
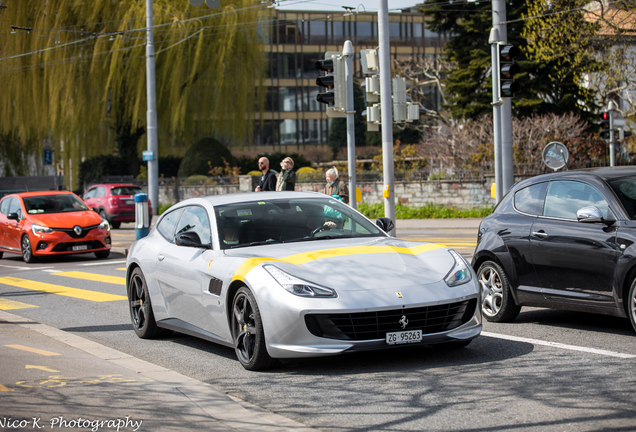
[126, 192, 482, 370]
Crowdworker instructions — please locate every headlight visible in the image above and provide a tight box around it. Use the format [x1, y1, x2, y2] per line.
[263, 264, 337, 298]
[99, 220, 110, 231]
[444, 249, 472, 287]
[31, 224, 53, 235]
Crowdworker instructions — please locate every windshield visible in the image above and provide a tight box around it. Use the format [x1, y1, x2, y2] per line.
[608, 177, 636, 219]
[215, 197, 385, 249]
[111, 187, 142, 196]
[23, 194, 89, 214]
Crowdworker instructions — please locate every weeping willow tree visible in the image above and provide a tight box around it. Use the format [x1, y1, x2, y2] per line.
[0, 0, 266, 187]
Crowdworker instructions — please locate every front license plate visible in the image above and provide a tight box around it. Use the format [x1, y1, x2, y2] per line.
[72, 245, 88, 251]
[386, 329, 422, 345]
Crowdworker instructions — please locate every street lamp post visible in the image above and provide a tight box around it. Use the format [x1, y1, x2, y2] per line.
[146, 0, 159, 216]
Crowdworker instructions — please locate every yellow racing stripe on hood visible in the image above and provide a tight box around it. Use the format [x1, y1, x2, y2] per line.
[232, 243, 445, 282]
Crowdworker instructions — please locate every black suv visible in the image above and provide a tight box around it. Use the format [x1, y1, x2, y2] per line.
[472, 166, 636, 332]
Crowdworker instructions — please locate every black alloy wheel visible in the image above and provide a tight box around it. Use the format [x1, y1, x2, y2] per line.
[128, 267, 166, 338]
[21, 235, 37, 263]
[98, 210, 109, 227]
[231, 287, 275, 371]
[477, 260, 520, 322]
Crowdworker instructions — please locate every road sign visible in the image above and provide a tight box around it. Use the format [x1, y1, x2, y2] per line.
[142, 150, 154, 162]
[43, 149, 53, 165]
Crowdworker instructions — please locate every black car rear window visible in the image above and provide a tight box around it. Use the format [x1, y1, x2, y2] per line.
[514, 182, 548, 215]
[111, 187, 142, 196]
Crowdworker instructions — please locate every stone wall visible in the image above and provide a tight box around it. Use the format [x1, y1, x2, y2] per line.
[156, 175, 497, 209]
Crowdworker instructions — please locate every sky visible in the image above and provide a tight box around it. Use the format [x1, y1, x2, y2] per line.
[273, 0, 422, 13]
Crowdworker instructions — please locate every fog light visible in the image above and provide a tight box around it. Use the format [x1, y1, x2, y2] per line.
[37, 242, 47, 250]
[104, 237, 111, 245]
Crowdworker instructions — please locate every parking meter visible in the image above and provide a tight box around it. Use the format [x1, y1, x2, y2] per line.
[135, 193, 150, 240]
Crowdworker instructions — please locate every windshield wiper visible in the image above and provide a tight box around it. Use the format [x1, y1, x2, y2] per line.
[230, 239, 281, 248]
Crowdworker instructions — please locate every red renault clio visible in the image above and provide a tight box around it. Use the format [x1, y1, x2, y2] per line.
[0, 191, 111, 263]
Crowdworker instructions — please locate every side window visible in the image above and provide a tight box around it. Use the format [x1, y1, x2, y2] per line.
[84, 188, 96, 199]
[0, 197, 12, 215]
[156, 208, 185, 242]
[514, 182, 548, 215]
[95, 187, 106, 198]
[543, 180, 610, 220]
[175, 206, 212, 245]
[9, 198, 22, 219]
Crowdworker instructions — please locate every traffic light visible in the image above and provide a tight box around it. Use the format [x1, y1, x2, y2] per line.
[619, 129, 632, 141]
[600, 112, 610, 140]
[315, 52, 346, 118]
[499, 45, 520, 98]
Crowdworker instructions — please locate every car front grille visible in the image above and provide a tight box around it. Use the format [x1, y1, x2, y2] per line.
[51, 240, 106, 252]
[52, 224, 101, 239]
[304, 299, 477, 341]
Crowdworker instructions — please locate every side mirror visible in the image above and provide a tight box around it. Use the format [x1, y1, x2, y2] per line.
[577, 206, 615, 225]
[376, 217, 395, 233]
[7, 212, 19, 221]
[174, 231, 211, 249]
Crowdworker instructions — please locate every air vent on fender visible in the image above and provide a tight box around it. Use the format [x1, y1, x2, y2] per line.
[208, 278, 222, 296]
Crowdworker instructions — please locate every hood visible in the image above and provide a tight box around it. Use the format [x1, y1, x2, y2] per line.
[226, 237, 456, 291]
[29, 211, 103, 228]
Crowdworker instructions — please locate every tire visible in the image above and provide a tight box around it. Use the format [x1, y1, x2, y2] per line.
[128, 267, 166, 339]
[231, 286, 276, 371]
[111, 222, 121, 229]
[628, 279, 636, 333]
[21, 235, 37, 263]
[0, 252, 3, 259]
[477, 260, 520, 322]
[95, 250, 110, 259]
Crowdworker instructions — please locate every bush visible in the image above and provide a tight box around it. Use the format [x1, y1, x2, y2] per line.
[178, 137, 236, 178]
[357, 202, 494, 219]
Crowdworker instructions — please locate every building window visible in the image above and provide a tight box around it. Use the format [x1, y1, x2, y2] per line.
[309, 20, 327, 45]
[279, 87, 298, 112]
[301, 53, 320, 79]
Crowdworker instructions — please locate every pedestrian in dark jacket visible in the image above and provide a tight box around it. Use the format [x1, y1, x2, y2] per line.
[276, 157, 296, 191]
[255, 157, 278, 191]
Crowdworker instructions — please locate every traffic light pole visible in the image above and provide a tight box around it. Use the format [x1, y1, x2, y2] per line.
[608, 100, 617, 167]
[146, 0, 159, 216]
[489, 28, 503, 204]
[378, 0, 396, 235]
[343, 41, 357, 210]
[493, 0, 514, 196]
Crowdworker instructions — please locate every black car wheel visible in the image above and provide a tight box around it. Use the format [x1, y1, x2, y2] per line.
[477, 260, 520, 322]
[111, 222, 121, 229]
[98, 210, 109, 226]
[21, 235, 37, 263]
[128, 267, 166, 338]
[95, 250, 110, 259]
[628, 279, 636, 333]
[231, 287, 275, 371]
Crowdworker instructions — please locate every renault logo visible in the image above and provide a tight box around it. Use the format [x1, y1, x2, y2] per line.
[73, 226, 82, 235]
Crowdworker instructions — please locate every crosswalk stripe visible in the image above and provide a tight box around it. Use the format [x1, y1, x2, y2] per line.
[0, 298, 38, 310]
[0, 277, 126, 302]
[51, 271, 125, 286]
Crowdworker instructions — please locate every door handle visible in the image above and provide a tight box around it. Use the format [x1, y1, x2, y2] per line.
[158, 255, 165, 261]
[532, 231, 549, 238]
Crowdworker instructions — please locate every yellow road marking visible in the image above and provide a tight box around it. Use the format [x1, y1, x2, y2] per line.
[0, 277, 126, 302]
[52, 271, 125, 286]
[116, 267, 126, 271]
[5, 345, 61, 356]
[26, 365, 60, 372]
[233, 244, 444, 282]
[0, 384, 13, 392]
[0, 298, 38, 310]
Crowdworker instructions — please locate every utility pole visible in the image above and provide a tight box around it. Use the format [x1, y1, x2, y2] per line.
[343, 41, 357, 210]
[146, 0, 159, 216]
[492, 0, 514, 197]
[378, 0, 396, 235]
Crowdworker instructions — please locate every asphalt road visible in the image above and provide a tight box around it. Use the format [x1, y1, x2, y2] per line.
[1, 226, 635, 432]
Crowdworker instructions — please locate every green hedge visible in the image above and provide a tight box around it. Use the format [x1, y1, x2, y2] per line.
[357, 202, 493, 219]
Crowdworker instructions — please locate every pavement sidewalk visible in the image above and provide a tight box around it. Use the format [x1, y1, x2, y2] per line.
[0, 310, 315, 432]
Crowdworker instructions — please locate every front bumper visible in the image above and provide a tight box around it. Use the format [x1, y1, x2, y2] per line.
[30, 229, 111, 256]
